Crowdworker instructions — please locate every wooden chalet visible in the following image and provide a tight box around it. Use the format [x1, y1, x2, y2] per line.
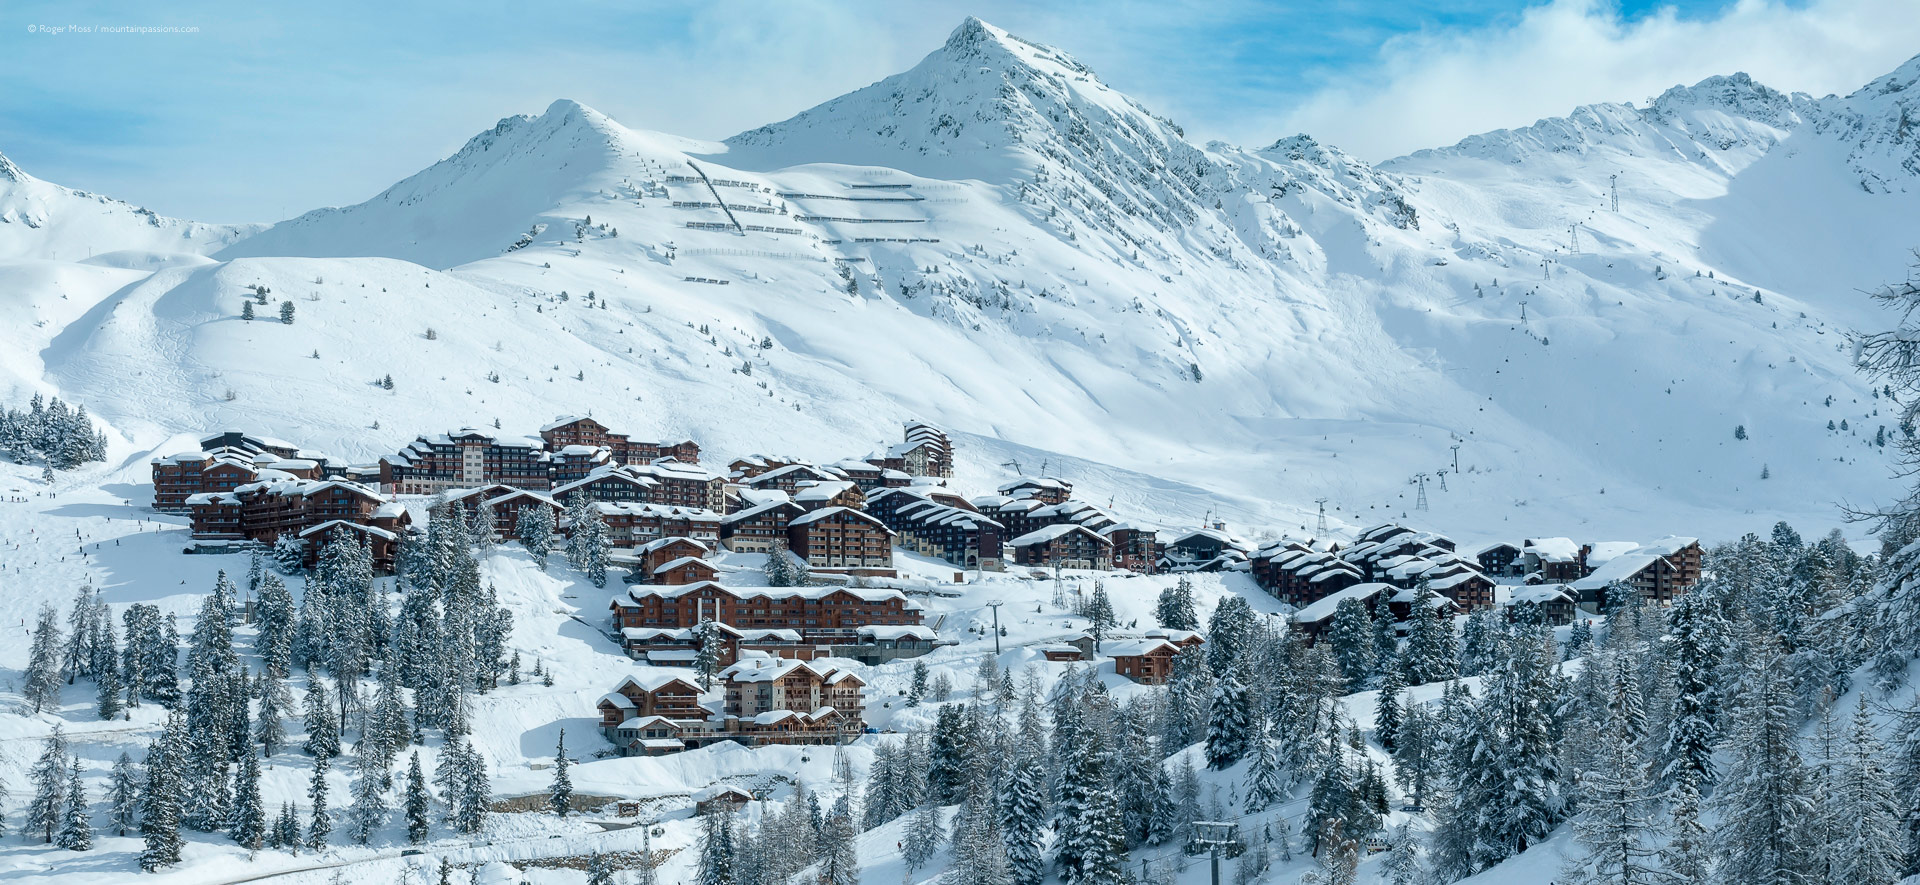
[720, 500, 806, 553]
[787, 507, 895, 573]
[1008, 524, 1112, 570]
[1569, 537, 1703, 608]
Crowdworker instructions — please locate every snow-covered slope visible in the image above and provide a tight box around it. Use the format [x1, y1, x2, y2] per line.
[7, 21, 1920, 545]
[0, 150, 255, 262]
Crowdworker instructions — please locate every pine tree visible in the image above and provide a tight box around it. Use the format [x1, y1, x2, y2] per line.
[24, 603, 64, 713]
[106, 752, 140, 837]
[1710, 637, 1815, 885]
[231, 749, 266, 849]
[140, 714, 188, 871]
[586, 852, 616, 885]
[1399, 584, 1457, 685]
[907, 660, 928, 706]
[273, 802, 301, 854]
[304, 678, 340, 758]
[1374, 666, 1405, 750]
[1661, 767, 1712, 884]
[999, 749, 1048, 885]
[1381, 822, 1420, 885]
[1661, 593, 1722, 786]
[1825, 695, 1903, 885]
[26, 726, 69, 843]
[1206, 594, 1256, 675]
[345, 747, 389, 846]
[1563, 670, 1661, 885]
[279, 300, 295, 324]
[242, 301, 255, 320]
[1155, 576, 1199, 631]
[1243, 715, 1286, 812]
[95, 616, 123, 720]
[694, 620, 723, 691]
[1328, 597, 1377, 687]
[696, 803, 738, 885]
[904, 803, 945, 874]
[306, 755, 332, 850]
[55, 757, 90, 851]
[1085, 582, 1117, 651]
[517, 505, 553, 569]
[257, 672, 288, 757]
[550, 729, 573, 816]
[1055, 718, 1129, 885]
[817, 807, 861, 885]
[1205, 664, 1252, 769]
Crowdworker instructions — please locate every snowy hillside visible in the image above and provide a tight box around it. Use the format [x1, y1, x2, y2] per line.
[8, 19, 1920, 543]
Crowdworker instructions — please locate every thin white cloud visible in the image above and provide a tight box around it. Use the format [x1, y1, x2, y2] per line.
[1270, 0, 1920, 161]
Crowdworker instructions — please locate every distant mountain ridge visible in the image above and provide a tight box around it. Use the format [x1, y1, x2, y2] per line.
[4, 19, 1920, 546]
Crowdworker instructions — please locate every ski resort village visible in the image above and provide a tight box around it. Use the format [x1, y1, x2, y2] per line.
[6, 9, 1920, 885]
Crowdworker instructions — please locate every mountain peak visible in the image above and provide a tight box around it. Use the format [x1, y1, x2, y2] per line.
[0, 149, 25, 184]
[1646, 70, 1805, 129]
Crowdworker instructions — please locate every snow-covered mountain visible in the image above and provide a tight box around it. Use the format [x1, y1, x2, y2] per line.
[6, 18, 1920, 544]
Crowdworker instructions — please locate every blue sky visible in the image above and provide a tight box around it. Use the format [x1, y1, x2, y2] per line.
[4, 0, 1916, 222]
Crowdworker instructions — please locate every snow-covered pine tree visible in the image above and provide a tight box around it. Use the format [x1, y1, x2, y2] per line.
[550, 729, 573, 816]
[695, 619, 723, 691]
[1381, 822, 1419, 885]
[907, 660, 928, 706]
[62, 587, 100, 684]
[1660, 767, 1711, 884]
[517, 505, 553, 570]
[1000, 746, 1048, 885]
[305, 755, 332, 850]
[1206, 594, 1256, 675]
[1156, 576, 1199, 631]
[817, 807, 861, 885]
[1205, 664, 1252, 769]
[304, 678, 340, 758]
[1375, 666, 1405, 750]
[139, 714, 188, 870]
[230, 748, 265, 849]
[1400, 584, 1457, 685]
[454, 737, 490, 834]
[1823, 695, 1904, 885]
[1661, 592, 1722, 787]
[405, 752, 430, 844]
[256, 671, 289, 758]
[1054, 716, 1129, 885]
[1709, 635, 1815, 885]
[256, 573, 295, 676]
[1086, 582, 1117, 651]
[107, 752, 140, 837]
[1392, 700, 1433, 809]
[1563, 663, 1661, 885]
[24, 603, 64, 713]
[272, 802, 300, 854]
[1243, 714, 1285, 812]
[346, 737, 390, 845]
[903, 802, 945, 874]
[96, 617, 123, 720]
[696, 803, 739, 885]
[26, 726, 69, 843]
[56, 757, 90, 851]
[1457, 608, 1508, 677]
[1327, 597, 1377, 688]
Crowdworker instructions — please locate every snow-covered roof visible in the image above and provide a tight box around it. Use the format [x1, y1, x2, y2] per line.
[788, 506, 889, 530]
[1523, 537, 1580, 563]
[1101, 638, 1179, 658]
[297, 519, 397, 541]
[1008, 523, 1108, 547]
[856, 625, 938, 641]
[1292, 582, 1394, 624]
